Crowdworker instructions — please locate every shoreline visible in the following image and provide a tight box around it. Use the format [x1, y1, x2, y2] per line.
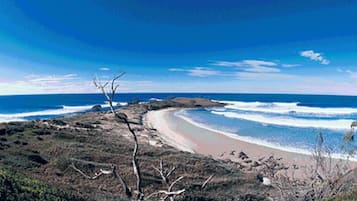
[175, 109, 357, 161]
[145, 108, 357, 177]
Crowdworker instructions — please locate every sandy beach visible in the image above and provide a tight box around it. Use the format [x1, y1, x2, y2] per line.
[145, 108, 357, 178]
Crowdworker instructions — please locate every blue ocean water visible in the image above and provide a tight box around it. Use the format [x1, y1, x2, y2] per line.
[1, 93, 357, 156]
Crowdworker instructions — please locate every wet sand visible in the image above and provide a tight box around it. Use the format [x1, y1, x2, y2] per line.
[145, 108, 357, 178]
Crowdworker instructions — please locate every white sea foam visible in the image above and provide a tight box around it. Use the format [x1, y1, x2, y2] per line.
[0, 101, 128, 123]
[174, 111, 357, 161]
[221, 101, 357, 115]
[211, 111, 353, 130]
[0, 116, 26, 123]
[149, 98, 163, 101]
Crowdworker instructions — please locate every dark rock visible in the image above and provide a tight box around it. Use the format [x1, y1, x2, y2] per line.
[0, 128, 6, 135]
[91, 104, 102, 112]
[31, 150, 40, 154]
[0, 137, 7, 142]
[117, 113, 128, 119]
[36, 136, 44, 141]
[239, 151, 249, 160]
[75, 122, 94, 129]
[28, 154, 48, 165]
[13, 140, 21, 145]
[351, 121, 357, 127]
[55, 170, 64, 177]
[251, 161, 260, 167]
[128, 99, 141, 105]
[52, 119, 67, 126]
[256, 174, 264, 182]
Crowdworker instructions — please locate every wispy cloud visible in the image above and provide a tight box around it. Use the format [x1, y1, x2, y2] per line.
[346, 70, 357, 79]
[0, 73, 157, 95]
[25, 74, 78, 83]
[213, 59, 280, 73]
[300, 50, 330, 65]
[236, 72, 295, 80]
[281, 64, 301, 68]
[99, 67, 110, 71]
[169, 67, 222, 77]
[245, 66, 280, 73]
[336, 68, 357, 79]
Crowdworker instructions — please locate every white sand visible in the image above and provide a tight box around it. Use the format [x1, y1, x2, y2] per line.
[145, 108, 357, 178]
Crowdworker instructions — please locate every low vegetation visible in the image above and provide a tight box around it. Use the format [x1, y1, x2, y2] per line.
[0, 166, 85, 201]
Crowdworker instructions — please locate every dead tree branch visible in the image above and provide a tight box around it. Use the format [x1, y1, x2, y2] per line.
[149, 160, 185, 201]
[201, 174, 214, 190]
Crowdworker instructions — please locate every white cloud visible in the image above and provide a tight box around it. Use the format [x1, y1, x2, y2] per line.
[282, 64, 301, 68]
[236, 72, 295, 80]
[336, 68, 357, 79]
[0, 73, 158, 95]
[99, 67, 110, 71]
[213, 61, 243, 67]
[25, 74, 78, 83]
[245, 66, 280, 73]
[300, 50, 330, 65]
[168, 68, 184, 72]
[213, 59, 280, 73]
[242, 60, 277, 68]
[169, 67, 222, 77]
[345, 70, 357, 79]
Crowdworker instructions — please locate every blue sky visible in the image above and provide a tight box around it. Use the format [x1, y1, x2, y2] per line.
[0, 0, 357, 95]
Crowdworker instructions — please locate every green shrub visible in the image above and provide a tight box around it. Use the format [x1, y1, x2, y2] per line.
[324, 190, 357, 201]
[0, 167, 86, 201]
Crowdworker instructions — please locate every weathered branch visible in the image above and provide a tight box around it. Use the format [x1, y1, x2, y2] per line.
[113, 165, 132, 199]
[150, 160, 185, 201]
[145, 189, 186, 201]
[69, 162, 114, 180]
[201, 174, 214, 190]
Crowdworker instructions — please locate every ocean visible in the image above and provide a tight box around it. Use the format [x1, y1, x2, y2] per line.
[1, 93, 357, 157]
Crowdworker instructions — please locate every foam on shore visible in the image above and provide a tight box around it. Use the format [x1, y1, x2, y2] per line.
[174, 109, 357, 161]
[221, 100, 357, 116]
[0, 101, 127, 123]
[210, 111, 353, 130]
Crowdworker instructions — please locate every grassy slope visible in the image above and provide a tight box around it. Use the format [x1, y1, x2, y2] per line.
[0, 106, 270, 200]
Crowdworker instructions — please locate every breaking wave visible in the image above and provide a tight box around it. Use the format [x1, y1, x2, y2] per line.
[211, 111, 353, 130]
[0, 101, 127, 123]
[221, 101, 357, 116]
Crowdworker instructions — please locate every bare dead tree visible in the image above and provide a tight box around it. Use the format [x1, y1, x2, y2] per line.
[147, 159, 185, 201]
[69, 73, 189, 201]
[93, 73, 144, 200]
